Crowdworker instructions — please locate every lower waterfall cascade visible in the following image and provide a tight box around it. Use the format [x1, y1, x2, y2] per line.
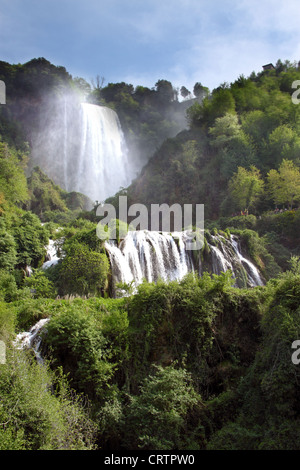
[18, 231, 264, 361]
[42, 230, 264, 295]
[14, 318, 50, 364]
[104, 230, 264, 293]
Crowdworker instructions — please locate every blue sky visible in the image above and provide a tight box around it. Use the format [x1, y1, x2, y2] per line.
[1, 0, 300, 93]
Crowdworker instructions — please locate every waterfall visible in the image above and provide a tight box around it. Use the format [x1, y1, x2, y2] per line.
[74, 103, 132, 202]
[30, 99, 133, 204]
[105, 231, 264, 294]
[14, 319, 49, 364]
[42, 239, 60, 269]
[230, 235, 264, 287]
[41, 231, 264, 293]
[105, 231, 194, 290]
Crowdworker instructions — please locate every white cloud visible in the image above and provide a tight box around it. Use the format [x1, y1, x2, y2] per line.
[161, 0, 300, 90]
[1, 0, 300, 92]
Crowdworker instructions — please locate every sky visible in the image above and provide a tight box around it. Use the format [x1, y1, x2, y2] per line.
[1, 0, 300, 94]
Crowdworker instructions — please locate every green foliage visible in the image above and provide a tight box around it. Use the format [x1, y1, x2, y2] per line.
[126, 272, 245, 393]
[60, 241, 109, 296]
[27, 166, 68, 213]
[0, 141, 28, 207]
[230, 228, 281, 280]
[0, 222, 17, 271]
[209, 113, 242, 146]
[96, 218, 131, 244]
[123, 365, 203, 450]
[11, 211, 49, 268]
[62, 219, 103, 253]
[24, 270, 57, 299]
[0, 350, 97, 450]
[44, 302, 116, 399]
[0, 300, 17, 342]
[268, 125, 300, 166]
[228, 166, 264, 212]
[26, 167, 92, 221]
[14, 297, 57, 331]
[0, 270, 18, 303]
[267, 159, 300, 209]
[208, 268, 300, 450]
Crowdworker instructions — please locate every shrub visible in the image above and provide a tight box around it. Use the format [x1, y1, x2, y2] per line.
[60, 242, 109, 296]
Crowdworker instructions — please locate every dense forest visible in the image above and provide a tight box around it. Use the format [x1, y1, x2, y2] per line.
[1, 58, 300, 450]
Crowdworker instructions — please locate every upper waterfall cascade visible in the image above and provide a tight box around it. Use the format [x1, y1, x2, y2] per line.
[31, 100, 134, 203]
[74, 103, 133, 202]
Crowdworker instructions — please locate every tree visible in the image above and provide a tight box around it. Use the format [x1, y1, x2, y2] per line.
[73, 77, 92, 96]
[60, 242, 109, 296]
[180, 86, 191, 100]
[124, 365, 203, 450]
[0, 223, 17, 271]
[193, 82, 209, 100]
[228, 166, 264, 212]
[12, 212, 49, 268]
[24, 270, 57, 298]
[267, 159, 300, 209]
[0, 142, 28, 206]
[209, 113, 242, 147]
[44, 305, 114, 399]
[0, 349, 97, 449]
[268, 125, 300, 166]
[155, 80, 176, 103]
[198, 88, 236, 126]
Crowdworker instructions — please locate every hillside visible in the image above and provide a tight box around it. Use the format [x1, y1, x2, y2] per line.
[0, 58, 300, 451]
[124, 60, 300, 220]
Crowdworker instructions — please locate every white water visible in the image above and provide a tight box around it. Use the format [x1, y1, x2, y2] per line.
[42, 239, 60, 269]
[105, 231, 193, 288]
[14, 319, 49, 364]
[105, 231, 264, 293]
[31, 100, 134, 204]
[74, 103, 133, 202]
[230, 235, 264, 287]
[41, 231, 264, 292]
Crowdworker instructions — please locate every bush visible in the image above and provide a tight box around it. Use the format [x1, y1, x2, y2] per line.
[0, 270, 18, 302]
[123, 365, 204, 450]
[0, 224, 17, 271]
[24, 270, 57, 299]
[44, 303, 115, 400]
[12, 212, 49, 268]
[0, 350, 97, 450]
[60, 242, 109, 296]
[207, 270, 300, 450]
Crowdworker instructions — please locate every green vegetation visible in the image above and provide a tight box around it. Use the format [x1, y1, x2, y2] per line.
[2, 265, 300, 450]
[1, 57, 300, 450]
[127, 60, 300, 225]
